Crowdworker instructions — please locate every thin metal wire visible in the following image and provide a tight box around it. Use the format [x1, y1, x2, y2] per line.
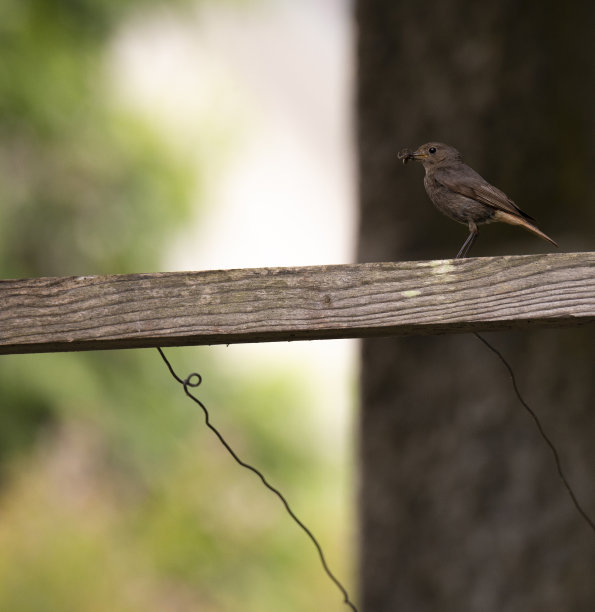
[156, 347, 358, 611]
[474, 332, 595, 535]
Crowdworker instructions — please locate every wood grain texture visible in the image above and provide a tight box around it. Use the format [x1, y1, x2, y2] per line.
[0, 252, 594, 354]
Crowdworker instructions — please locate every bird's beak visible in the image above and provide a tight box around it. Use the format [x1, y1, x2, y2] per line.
[412, 150, 428, 160]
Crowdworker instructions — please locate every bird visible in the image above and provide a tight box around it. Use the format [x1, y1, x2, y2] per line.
[398, 142, 558, 258]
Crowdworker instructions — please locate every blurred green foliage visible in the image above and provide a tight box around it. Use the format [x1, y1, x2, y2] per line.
[0, 0, 197, 277]
[0, 1, 355, 610]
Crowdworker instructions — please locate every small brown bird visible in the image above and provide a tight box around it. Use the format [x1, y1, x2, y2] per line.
[398, 142, 558, 258]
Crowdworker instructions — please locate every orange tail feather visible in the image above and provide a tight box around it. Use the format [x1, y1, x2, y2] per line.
[492, 210, 558, 247]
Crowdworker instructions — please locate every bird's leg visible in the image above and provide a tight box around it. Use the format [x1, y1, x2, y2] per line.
[456, 232, 476, 258]
[455, 221, 478, 259]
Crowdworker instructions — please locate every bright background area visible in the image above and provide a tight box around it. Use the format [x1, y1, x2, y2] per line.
[111, 0, 355, 271]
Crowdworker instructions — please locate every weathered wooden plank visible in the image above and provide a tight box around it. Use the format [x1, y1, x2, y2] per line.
[0, 252, 594, 354]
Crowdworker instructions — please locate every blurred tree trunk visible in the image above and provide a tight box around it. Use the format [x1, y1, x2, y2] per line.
[356, 2, 595, 611]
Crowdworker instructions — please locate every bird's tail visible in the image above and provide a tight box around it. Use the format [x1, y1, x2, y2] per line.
[493, 210, 558, 247]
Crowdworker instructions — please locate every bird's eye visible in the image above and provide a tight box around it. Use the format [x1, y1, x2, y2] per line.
[429, 147, 437, 154]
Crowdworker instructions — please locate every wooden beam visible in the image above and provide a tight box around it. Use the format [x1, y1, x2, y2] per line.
[1, 252, 594, 354]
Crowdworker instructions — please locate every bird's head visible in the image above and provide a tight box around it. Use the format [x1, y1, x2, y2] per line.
[411, 142, 462, 168]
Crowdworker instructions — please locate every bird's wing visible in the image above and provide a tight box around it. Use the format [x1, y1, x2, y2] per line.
[434, 166, 535, 221]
